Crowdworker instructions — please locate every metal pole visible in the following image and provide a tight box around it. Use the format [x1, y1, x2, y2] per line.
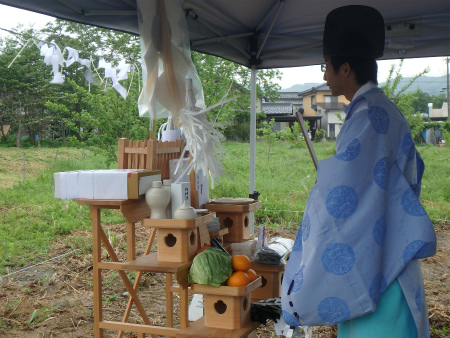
[249, 66, 257, 235]
[446, 57, 449, 120]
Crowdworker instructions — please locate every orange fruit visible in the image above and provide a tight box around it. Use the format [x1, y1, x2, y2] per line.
[231, 255, 251, 272]
[226, 271, 250, 287]
[246, 268, 258, 282]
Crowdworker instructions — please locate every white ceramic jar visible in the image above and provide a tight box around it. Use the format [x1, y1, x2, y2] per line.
[173, 201, 197, 220]
[145, 181, 170, 219]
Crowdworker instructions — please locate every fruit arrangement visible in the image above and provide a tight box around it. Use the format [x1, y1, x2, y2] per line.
[226, 255, 258, 287]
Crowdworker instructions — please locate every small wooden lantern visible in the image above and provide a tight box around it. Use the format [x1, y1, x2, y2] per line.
[204, 201, 262, 243]
[250, 262, 286, 301]
[156, 227, 198, 262]
[142, 214, 212, 263]
[190, 277, 262, 330]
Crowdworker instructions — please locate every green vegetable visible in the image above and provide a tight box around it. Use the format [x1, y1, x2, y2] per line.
[188, 247, 233, 287]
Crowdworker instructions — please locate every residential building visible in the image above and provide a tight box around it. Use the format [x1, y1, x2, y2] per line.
[299, 84, 349, 139]
[261, 84, 349, 139]
[261, 92, 302, 131]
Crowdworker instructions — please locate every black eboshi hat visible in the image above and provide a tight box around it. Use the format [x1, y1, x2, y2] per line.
[323, 5, 385, 59]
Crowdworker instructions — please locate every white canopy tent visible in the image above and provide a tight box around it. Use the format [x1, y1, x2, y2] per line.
[1, 0, 449, 203]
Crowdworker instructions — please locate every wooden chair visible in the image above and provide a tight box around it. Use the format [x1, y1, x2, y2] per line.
[117, 138, 184, 180]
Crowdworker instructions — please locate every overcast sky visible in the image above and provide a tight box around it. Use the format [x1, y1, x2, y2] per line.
[0, 4, 448, 90]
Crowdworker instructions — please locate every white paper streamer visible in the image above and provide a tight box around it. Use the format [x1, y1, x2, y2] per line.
[173, 79, 239, 187]
[137, 0, 205, 123]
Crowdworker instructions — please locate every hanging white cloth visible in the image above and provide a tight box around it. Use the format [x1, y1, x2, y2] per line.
[136, 0, 205, 123]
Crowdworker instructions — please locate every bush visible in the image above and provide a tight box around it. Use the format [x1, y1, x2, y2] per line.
[314, 129, 326, 142]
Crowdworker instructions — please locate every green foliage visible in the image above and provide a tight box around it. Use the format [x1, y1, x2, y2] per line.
[257, 119, 278, 163]
[0, 150, 123, 273]
[314, 129, 326, 142]
[191, 52, 281, 132]
[381, 60, 429, 141]
[27, 306, 55, 325]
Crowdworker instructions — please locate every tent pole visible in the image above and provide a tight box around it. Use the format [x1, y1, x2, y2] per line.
[249, 65, 257, 235]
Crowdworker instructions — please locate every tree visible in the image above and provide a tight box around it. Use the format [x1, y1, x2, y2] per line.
[192, 52, 281, 140]
[0, 28, 60, 146]
[1, 20, 282, 153]
[381, 60, 429, 142]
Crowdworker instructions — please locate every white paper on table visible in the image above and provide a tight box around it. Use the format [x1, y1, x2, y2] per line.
[78, 170, 95, 199]
[93, 170, 128, 199]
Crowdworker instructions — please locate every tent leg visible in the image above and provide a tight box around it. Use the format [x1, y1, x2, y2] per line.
[249, 66, 257, 235]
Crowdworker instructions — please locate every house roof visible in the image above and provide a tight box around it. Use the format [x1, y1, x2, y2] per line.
[316, 102, 347, 111]
[298, 83, 330, 95]
[262, 102, 293, 115]
[278, 92, 302, 99]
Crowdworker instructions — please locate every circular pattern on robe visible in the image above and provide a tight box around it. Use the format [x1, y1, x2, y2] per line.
[415, 286, 423, 313]
[321, 243, 355, 275]
[336, 138, 361, 161]
[369, 273, 387, 303]
[402, 133, 415, 160]
[302, 215, 311, 242]
[373, 157, 388, 190]
[282, 309, 302, 326]
[292, 227, 303, 252]
[317, 297, 351, 324]
[401, 188, 427, 216]
[368, 106, 390, 134]
[290, 265, 305, 294]
[326, 186, 358, 218]
[403, 240, 429, 265]
[372, 215, 386, 247]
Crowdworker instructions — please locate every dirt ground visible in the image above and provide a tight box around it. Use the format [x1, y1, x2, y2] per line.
[1, 223, 449, 338]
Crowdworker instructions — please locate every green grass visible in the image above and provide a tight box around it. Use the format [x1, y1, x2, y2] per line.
[0, 141, 449, 275]
[0, 149, 125, 274]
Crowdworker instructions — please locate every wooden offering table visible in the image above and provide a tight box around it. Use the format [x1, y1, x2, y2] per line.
[77, 198, 192, 338]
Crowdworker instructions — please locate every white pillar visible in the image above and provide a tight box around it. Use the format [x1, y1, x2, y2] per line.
[249, 65, 257, 235]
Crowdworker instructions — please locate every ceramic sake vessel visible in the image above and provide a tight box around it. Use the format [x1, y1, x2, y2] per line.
[173, 201, 197, 220]
[145, 181, 170, 219]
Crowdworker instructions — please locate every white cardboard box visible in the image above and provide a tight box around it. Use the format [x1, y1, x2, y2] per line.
[54, 169, 161, 200]
[170, 182, 191, 218]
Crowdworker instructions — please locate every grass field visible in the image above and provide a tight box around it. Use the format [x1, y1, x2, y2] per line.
[0, 141, 449, 275]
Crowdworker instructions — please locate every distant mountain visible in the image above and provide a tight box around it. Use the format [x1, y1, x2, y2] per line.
[280, 82, 323, 93]
[280, 75, 447, 97]
[380, 75, 447, 96]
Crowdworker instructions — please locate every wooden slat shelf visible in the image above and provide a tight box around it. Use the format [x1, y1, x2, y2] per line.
[97, 253, 191, 273]
[176, 317, 259, 338]
[99, 321, 179, 336]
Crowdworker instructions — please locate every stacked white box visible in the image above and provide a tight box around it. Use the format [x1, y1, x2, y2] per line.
[54, 169, 161, 200]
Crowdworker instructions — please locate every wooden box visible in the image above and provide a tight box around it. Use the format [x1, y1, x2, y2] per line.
[250, 262, 286, 301]
[204, 201, 262, 243]
[156, 227, 198, 262]
[142, 214, 212, 263]
[190, 278, 261, 330]
[218, 212, 250, 242]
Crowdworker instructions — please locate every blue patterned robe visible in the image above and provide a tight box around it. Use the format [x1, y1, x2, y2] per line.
[281, 87, 437, 337]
